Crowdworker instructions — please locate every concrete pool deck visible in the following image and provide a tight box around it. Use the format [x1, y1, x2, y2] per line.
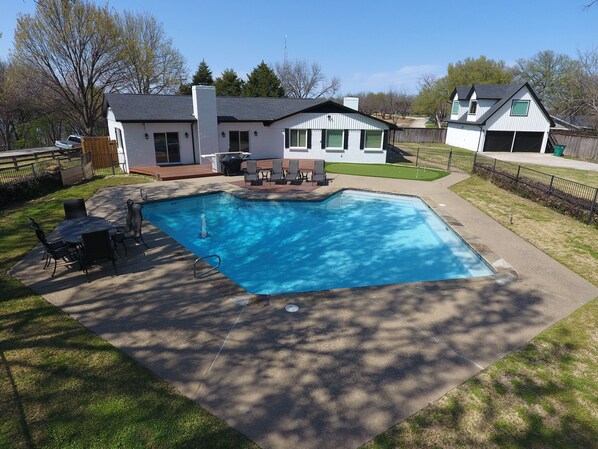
[10, 173, 598, 449]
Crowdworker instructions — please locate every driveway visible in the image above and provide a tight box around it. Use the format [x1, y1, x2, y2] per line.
[483, 152, 598, 171]
[10, 174, 598, 449]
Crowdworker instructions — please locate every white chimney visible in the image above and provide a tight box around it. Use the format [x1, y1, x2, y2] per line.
[343, 97, 359, 111]
[192, 85, 219, 162]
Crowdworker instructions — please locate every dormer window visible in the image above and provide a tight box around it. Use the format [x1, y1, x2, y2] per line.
[468, 100, 478, 115]
[451, 101, 459, 115]
[511, 100, 530, 116]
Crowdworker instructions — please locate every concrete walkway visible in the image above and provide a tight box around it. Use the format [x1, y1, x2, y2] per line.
[10, 174, 598, 449]
[483, 151, 598, 171]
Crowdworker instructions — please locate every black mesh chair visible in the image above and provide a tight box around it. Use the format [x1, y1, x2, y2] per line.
[33, 228, 79, 276]
[28, 217, 69, 263]
[63, 198, 87, 220]
[113, 203, 148, 255]
[80, 229, 117, 282]
[286, 159, 301, 184]
[311, 160, 328, 185]
[269, 159, 285, 184]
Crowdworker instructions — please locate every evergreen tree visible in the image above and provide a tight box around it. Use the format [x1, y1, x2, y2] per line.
[179, 59, 214, 95]
[214, 69, 244, 96]
[192, 59, 214, 85]
[242, 61, 284, 97]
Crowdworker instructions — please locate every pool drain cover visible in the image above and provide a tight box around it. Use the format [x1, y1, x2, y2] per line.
[285, 304, 299, 313]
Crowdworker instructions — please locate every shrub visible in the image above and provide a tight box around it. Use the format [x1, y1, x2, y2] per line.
[0, 172, 63, 208]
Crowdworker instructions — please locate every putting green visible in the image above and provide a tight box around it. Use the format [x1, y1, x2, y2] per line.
[326, 163, 449, 181]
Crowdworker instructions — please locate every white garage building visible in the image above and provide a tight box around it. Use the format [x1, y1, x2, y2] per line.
[445, 82, 555, 153]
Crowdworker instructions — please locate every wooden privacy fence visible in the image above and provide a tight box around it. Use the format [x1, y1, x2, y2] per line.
[393, 128, 447, 144]
[551, 130, 598, 161]
[81, 136, 120, 170]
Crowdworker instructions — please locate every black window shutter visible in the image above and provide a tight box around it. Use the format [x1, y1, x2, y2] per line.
[321, 130, 326, 149]
[285, 129, 289, 148]
[343, 129, 349, 149]
[307, 129, 312, 149]
[383, 130, 389, 149]
[360, 130, 365, 149]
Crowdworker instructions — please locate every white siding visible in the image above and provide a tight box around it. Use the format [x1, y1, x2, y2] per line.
[486, 89, 551, 132]
[116, 121, 197, 170]
[445, 123, 482, 152]
[218, 123, 280, 159]
[476, 99, 496, 119]
[107, 108, 129, 172]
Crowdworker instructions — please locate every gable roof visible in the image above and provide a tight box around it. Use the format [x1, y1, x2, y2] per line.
[447, 82, 555, 127]
[104, 93, 397, 129]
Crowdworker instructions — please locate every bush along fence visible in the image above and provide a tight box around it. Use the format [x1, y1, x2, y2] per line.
[473, 153, 598, 226]
[0, 151, 92, 208]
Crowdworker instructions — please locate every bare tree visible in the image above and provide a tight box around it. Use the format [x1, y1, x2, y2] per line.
[412, 75, 451, 128]
[384, 89, 414, 124]
[275, 59, 340, 98]
[117, 11, 187, 95]
[576, 48, 598, 118]
[13, 0, 124, 134]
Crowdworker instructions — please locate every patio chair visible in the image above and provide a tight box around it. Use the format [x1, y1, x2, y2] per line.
[269, 159, 285, 184]
[80, 229, 117, 282]
[286, 159, 302, 184]
[63, 198, 87, 220]
[33, 228, 79, 276]
[244, 160, 262, 186]
[28, 217, 69, 263]
[311, 160, 328, 185]
[112, 203, 148, 255]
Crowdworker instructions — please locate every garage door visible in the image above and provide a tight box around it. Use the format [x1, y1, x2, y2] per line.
[512, 132, 544, 152]
[483, 131, 514, 152]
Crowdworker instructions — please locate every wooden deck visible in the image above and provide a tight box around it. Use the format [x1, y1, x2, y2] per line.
[130, 164, 218, 181]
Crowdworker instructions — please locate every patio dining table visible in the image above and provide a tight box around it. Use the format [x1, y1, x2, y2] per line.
[57, 216, 116, 245]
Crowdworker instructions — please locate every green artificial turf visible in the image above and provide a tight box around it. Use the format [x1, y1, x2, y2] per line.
[326, 162, 449, 181]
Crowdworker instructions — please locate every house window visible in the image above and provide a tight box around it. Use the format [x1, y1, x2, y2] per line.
[290, 129, 307, 148]
[364, 130, 383, 149]
[153, 132, 180, 164]
[326, 130, 343, 148]
[469, 101, 478, 115]
[451, 101, 459, 115]
[229, 131, 249, 152]
[115, 128, 123, 149]
[511, 100, 530, 116]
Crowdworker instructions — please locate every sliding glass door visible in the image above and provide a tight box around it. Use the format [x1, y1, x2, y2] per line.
[229, 131, 249, 152]
[154, 132, 181, 164]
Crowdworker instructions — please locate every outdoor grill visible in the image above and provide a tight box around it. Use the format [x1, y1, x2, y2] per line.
[219, 153, 248, 176]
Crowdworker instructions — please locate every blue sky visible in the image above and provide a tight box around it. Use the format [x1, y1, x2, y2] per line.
[1, 0, 597, 94]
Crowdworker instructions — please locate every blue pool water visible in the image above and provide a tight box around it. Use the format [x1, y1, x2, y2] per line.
[144, 190, 494, 294]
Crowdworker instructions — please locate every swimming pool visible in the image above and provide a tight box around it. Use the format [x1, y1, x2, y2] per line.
[144, 190, 494, 294]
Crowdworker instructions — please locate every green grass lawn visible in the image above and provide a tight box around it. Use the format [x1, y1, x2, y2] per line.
[326, 162, 448, 181]
[363, 175, 598, 449]
[0, 174, 258, 449]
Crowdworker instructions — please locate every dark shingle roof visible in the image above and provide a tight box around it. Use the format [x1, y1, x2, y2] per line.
[103, 93, 327, 123]
[455, 86, 471, 100]
[104, 93, 195, 122]
[216, 97, 325, 122]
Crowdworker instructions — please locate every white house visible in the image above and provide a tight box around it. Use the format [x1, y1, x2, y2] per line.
[104, 86, 396, 173]
[445, 82, 555, 153]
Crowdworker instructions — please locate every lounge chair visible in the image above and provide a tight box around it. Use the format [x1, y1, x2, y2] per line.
[33, 228, 79, 276]
[244, 160, 262, 186]
[113, 203, 148, 255]
[80, 229, 117, 282]
[311, 160, 328, 185]
[269, 159, 285, 184]
[63, 198, 87, 220]
[286, 159, 302, 184]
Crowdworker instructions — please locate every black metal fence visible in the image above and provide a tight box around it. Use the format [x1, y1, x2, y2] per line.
[473, 153, 598, 225]
[390, 146, 475, 173]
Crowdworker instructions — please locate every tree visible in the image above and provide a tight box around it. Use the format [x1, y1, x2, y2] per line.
[179, 59, 214, 95]
[117, 11, 186, 95]
[513, 50, 575, 111]
[384, 89, 414, 123]
[446, 56, 513, 89]
[574, 48, 598, 120]
[242, 61, 284, 97]
[275, 59, 340, 98]
[412, 75, 451, 128]
[13, 0, 123, 135]
[214, 69, 244, 96]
